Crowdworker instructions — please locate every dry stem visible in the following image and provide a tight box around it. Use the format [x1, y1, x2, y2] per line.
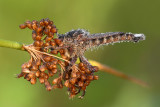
[89, 60, 149, 87]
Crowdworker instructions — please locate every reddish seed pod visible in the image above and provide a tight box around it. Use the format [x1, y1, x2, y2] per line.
[46, 85, 52, 91]
[87, 75, 94, 81]
[21, 63, 27, 69]
[36, 27, 43, 33]
[25, 21, 32, 29]
[40, 19, 44, 26]
[71, 72, 77, 78]
[81, 70, 85, 74]
[48, 70, 54, 77]
[22, 60, 32, 69]
[80, 66, 86, 71]
[47, 25, 52, 30]
[50, 59, 58, 64]
[33, 41, 40, 47]
[52, 78, 59, 84]
[85, 69, 91, 74]
[28, 72, 35, 78]
[48, 32, 54, 37]
[22, 68, 30, 73]
[45, 37, 52, 42]
[32, 23, 37, 30]
[79, 62, 84, 67]
[54, 39, 62, 45]
[64, 80, 70, 87]
[44, 42, 50, 47]
[50, 50, 58, 54]
[51, 69, 57, 74]
[70, 78, 77, 85]
[35, 59, 41, 66]
[52, 64, 57, 69]
[39, 77, 45, 84]
[51, 25, 56, 28]
[76, 72, 81, 78]
[59, 49, 65, 54]
[61, 54, 67, 59]
[17, 73, 24, 78]
[46, 63, 53, 70]
[85, 80, 90, 86]
[30, 77, 36, 84]
[35, 70, 40, 77]
[44, 80, 50, 86]
[23, 73, 27, 78]
[32, 32, 37, 40]
[43, 56, 51, 62]
[49, 21, 53, 25]
[39, 40, 44, 47]
[35, 35, 42, 41]
[93, 66, 99, 72]
[44, 73, 49, 79]
[31, 64, 38, 71]
[26, 61, 32, 68]
[19, 24, 27, 29]
[26, 76, 31, 81]
[44, 28, 49, 35]
[50, 41, 56, 46]
[44, 18, 49, 26]
[32, 20, 37, 24]
[40, 72, 45, 77]
[65, 74, 69, 80]
[39, 65, 47, 72]
[93, 75, 99, 80]
[51, 27, 57, 33]
[78, 81, 84, 87]
[81, 75, 86, 81]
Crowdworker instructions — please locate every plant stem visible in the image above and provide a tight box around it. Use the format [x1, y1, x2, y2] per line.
[89, 60, 149, 88]
[0, 39, 25, 51]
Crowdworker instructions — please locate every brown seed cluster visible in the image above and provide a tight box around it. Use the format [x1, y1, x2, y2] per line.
[64, 63, 98, 98]
[18, 18, 99, 98]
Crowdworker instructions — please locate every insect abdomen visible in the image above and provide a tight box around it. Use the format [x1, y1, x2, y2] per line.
[86, 32, 145, 48]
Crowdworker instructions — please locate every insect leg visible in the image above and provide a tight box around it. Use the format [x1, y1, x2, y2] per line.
[79, 55, 96, 72]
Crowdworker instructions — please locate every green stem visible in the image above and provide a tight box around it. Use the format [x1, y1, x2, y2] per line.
[0, 39, 25, 51]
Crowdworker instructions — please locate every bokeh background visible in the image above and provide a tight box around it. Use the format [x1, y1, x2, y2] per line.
[0, 0, 160, 107]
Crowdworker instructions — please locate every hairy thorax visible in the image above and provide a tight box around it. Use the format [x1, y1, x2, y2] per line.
[58, 29, 89, 57]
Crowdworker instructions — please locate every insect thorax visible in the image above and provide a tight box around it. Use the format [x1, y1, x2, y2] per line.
[58, 29, 90, 56]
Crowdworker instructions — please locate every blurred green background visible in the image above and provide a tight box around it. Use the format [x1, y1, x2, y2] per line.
[0, 0, 160, 107]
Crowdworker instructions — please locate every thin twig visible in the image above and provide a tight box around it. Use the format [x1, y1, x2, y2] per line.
[89, 60, 149, 88]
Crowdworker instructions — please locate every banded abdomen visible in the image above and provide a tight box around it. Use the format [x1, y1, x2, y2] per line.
[85, 32, 145, 48]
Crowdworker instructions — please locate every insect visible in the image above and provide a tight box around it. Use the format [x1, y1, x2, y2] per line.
[58, 29, 145, 73]
[19, 18, 146, 98]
